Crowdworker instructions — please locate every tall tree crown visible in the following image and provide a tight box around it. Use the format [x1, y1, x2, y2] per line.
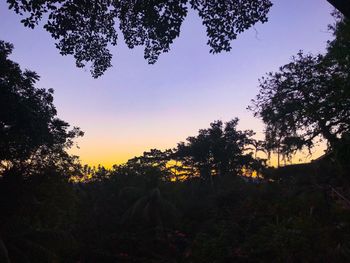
[250, 16, 350, 159]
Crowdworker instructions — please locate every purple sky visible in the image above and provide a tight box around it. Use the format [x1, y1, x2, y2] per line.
[0, 1, 334, 166]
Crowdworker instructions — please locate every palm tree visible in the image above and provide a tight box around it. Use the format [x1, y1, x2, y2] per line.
[121, 187, 177, 238]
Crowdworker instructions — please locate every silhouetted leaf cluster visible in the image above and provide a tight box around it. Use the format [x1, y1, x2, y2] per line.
[6, 0, 272, 77]
[250, 15, 350, 166]
[0, 41, 83, 168]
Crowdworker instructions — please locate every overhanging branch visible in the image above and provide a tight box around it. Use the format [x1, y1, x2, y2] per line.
[327, 0, 350, 19]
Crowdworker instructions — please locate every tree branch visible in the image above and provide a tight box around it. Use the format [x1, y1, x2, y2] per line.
[327, 0, 350, 19]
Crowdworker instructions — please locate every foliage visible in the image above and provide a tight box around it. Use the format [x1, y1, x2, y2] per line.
[6, 0, 272, 77]
[249, 16, 350, 161]
[0, 40, 83, 262]
[0, 40, 83, 167]
[3, 157, 350, 262]
[7, 0, 350, 78]
[2, 8, 350, 263]
[173, 119, 261, 179]
[326, 0, 350, 19]
[327, 13, 350, 67]
[0, 167, 79, 263]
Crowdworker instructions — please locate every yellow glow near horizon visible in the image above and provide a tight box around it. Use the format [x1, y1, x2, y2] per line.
[70, 138, 328, 169]
[1, 0, 334, 171]
[69, 136, 178, 168]
[263, 144, 327, 168]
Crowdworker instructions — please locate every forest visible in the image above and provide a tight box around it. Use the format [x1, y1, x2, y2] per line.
[1, 1, 350, 262]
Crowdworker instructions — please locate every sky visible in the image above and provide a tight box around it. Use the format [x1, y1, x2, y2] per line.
[0, 1, 334, 167]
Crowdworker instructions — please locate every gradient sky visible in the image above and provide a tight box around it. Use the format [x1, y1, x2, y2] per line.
[0, 1, 334, 167]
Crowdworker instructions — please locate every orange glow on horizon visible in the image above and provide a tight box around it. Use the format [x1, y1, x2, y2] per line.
[68, 118, 329, 169]
[264, 145, 327, 168]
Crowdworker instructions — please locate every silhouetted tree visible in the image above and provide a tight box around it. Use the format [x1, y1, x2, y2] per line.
[0, 41, 83, 262]
[0, 40, 83, 168]
[6, 0, 272, 77]
[7, 1, 350, 78]
[128, 149, 172, 171]
[327, 12, 350, 70]
[246, 139, 267, 159]
[174, 119, 257, 179]
[264, 123, 309, 166]
[0, 165, 79, 263]
[250, 15, 350, 165]
[250, 51, 350, 157]
[121, 187, 177, 236]
[327, 0, 350, 19]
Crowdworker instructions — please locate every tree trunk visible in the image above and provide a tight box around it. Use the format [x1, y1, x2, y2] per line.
[327, 0, 350, 19]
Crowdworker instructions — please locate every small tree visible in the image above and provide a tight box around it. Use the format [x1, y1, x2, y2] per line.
[173, 118, 257, 179]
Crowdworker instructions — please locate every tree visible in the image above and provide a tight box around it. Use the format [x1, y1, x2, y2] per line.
[121, 187, 177, 236]
[127, 149, 172, 171]
[250, 49, 350, 157]
[327, 0, 350, 19]
[327, 12, 350, 70]
[173, 119, 257, 179]
[6, 0, 273, 77]
[0, 40, 83, 167]
[6, 1, 350, 78]
[249, 14, 350, 166]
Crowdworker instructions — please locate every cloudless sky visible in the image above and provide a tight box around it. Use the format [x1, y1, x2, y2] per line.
[0, 1, 334, 167]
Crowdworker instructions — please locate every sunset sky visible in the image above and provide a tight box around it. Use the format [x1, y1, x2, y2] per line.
[0, 1, 334, 167]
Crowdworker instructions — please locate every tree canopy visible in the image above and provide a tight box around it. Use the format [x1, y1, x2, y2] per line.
[327, 12, 350, 69]
[6, 0, 273, 77]
[250, 16, 350, 160]
[173, 119, 260, 179]
[6, 1, 350, 78]
[0, 40, 83, 166]
[327, 0, 350, 19]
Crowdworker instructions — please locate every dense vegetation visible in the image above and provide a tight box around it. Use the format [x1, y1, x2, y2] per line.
[1, 10, 350, 263]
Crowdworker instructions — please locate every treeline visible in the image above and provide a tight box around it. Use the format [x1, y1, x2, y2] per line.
[1, 13, 350, 263]
[78, 118, 264, 183]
